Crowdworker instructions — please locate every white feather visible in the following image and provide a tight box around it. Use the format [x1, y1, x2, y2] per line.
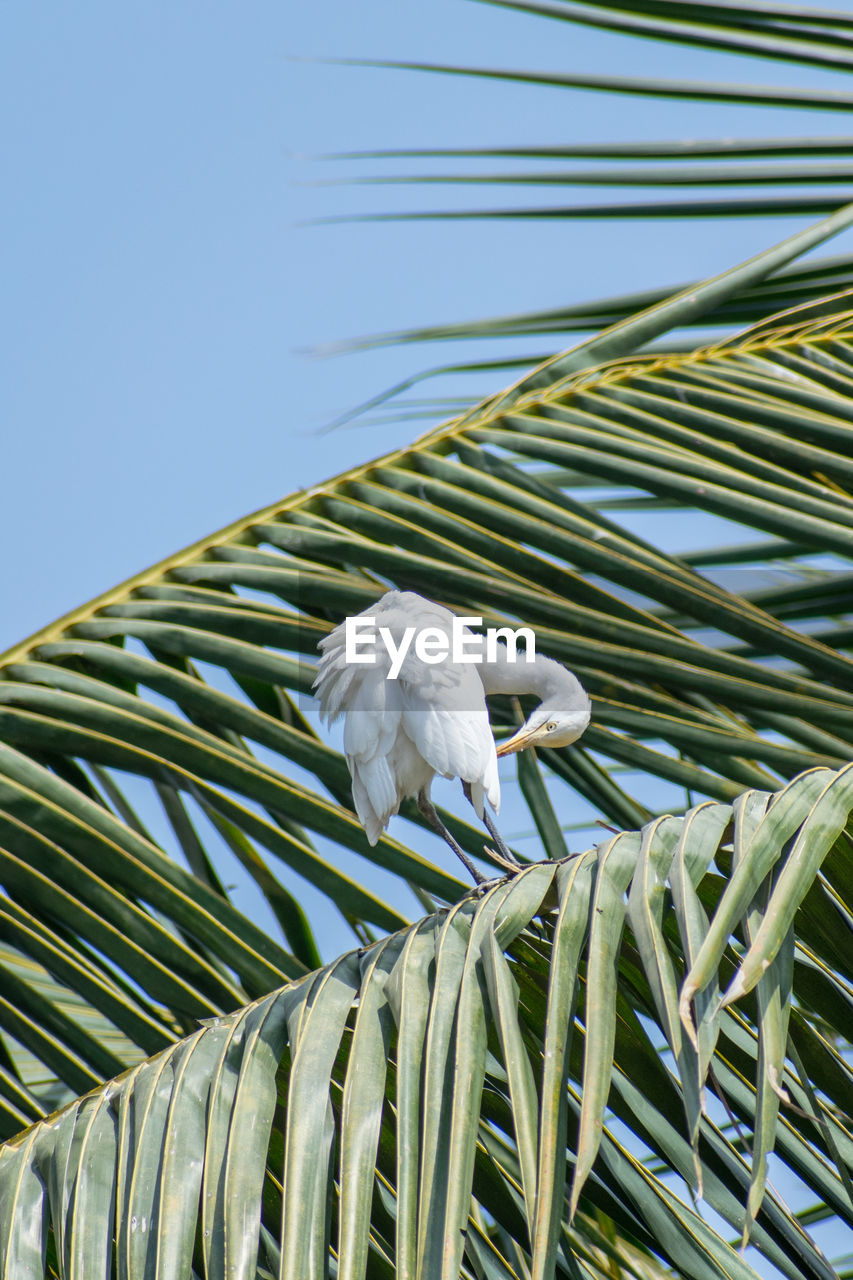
[314, 591, 588, 865]
[313, 590, 503, 842]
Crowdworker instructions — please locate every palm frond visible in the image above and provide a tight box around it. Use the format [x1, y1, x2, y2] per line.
[318, 0, 853, 417]
[3, 767, 850, 1277]
[2, 268, 853, 1123]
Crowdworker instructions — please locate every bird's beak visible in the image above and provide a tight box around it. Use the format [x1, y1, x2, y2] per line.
[495, 725, 541, 757]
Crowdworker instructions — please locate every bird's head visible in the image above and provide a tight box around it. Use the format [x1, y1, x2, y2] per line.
[495, 695, 591, 757]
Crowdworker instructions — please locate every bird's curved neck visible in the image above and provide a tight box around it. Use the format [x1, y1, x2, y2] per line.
[479, 648, 579, 700]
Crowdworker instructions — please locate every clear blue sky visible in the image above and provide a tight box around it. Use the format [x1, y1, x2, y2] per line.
[3, 2, 853, 653]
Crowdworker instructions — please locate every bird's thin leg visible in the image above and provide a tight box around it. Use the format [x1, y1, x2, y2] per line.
[417, 790, 490, 886]
[482, 807, 522, 868]
[462, 782, 521, 871]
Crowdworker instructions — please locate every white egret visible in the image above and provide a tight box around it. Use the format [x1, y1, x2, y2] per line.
[313, 590, 591, 884]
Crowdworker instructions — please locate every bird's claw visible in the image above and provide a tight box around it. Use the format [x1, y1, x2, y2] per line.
[469, 874, 505, 896]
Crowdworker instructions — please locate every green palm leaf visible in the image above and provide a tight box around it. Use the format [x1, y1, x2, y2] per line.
[1, 217, 853, 1132]
[2, 771, 849, 1277]
[319, 0, 853, 418]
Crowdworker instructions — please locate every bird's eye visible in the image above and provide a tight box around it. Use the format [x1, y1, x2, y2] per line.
[546, 721, 557, 732]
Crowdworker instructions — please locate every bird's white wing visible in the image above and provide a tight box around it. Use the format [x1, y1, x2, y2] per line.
[313, 591, 500, 838]
[313, 593, 423, 841]
[395, 642, 500, 818]
[313, 619, 360, 725]
[313, 590, 459, 725]
[342, 664, 407, 843]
